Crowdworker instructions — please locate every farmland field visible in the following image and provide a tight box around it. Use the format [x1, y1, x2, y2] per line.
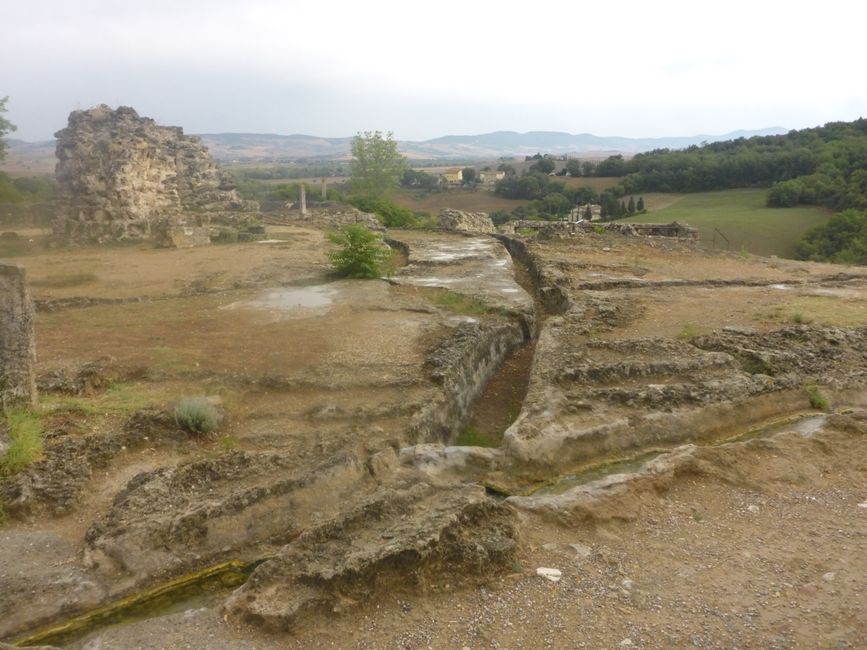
[622, 188, 832, 258]
[391, 188, 529, 214]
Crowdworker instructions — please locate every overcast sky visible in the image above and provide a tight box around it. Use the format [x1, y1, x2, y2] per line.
[2, 0, 865, 141]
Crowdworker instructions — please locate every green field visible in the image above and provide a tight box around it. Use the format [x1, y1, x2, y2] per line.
[622, 189, 832, 258]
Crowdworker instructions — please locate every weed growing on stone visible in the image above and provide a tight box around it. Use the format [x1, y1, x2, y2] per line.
[0, 407, 45, 475]
[805, 384, 830, 411]
[174, 397, 221, 436]
[790, 312, 812, 325]
[217, 435, 239, 453]
[455, 425, 499, 448]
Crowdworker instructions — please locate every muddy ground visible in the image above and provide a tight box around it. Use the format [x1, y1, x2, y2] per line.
[1, 225, 866, 648]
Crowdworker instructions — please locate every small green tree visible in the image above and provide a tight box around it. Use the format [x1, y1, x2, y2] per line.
[328, 224, 392, 278]
[583, 205, 592, 220]
[636, 196, 645, 212]
[627, 196, 636, 214]
[0, 97, 17, 161]
[350, 131, 407, 198]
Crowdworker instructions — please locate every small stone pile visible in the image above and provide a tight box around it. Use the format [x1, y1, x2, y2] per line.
[53, 105, 259, 244]
[439, 208, 495, 234]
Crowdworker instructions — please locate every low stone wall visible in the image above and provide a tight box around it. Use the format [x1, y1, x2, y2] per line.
[0, 265, 37, 409]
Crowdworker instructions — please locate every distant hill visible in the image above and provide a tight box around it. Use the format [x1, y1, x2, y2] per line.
[1, 127, 789, 171]
[198, 128, 788, 162]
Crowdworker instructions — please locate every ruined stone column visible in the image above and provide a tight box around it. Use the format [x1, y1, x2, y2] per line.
[300, 184, 307, 216]
[0, 265, 37, 409]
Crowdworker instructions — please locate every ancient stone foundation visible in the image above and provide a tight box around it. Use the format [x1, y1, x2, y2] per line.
[0, 265, 36, 409]
[53, 105, 259, 244]
[439, 208, 495, 234]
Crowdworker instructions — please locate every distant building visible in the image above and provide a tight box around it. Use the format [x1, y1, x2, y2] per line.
[569, 203, 602, 221]
[478, 170, 506, 185]
[440, 168, 463, 185]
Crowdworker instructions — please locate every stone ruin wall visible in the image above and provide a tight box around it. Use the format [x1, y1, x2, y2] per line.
[53, 105, 258, 244]
[0, 265, 36, 409]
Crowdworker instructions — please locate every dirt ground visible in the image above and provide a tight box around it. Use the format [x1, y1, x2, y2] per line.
[2, 226, 866, 649]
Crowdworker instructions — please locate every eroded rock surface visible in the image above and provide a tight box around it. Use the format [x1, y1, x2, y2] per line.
[223, 480, 517, 631]
[53, 105, 258, 244]
[499, 235, 867, 471]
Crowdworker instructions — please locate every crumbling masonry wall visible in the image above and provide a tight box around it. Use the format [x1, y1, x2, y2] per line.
[0, 265, 36, 408]
[54, 105, 258, 244]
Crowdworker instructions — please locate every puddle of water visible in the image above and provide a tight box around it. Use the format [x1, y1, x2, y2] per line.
[534, 450, 663, 496]
[720, 413, 828, 443]
[222, 285, 335, 313]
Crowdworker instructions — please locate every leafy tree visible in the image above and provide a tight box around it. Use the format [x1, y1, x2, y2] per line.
[627, 196, 636, 214]
[596, 154, 627, 176]
[349, 131, 407, 198]
[636, 196, 645, 212]
[583, 205, 592, 220]
[767, 179, 804, 207]
[0, 97, 17, 161]
[327, 224, 393, 278]
[497, 163, 517, 177]
[565, 159, 583, 177]
[401, 169, 438, 192]
[795, 209, 867, 264]
[529, 157, 556, 174]
[461, 167, 478, 186]
[540, 192, 571, 216]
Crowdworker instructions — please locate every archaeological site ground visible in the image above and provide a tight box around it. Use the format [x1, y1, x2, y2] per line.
[0, 107, 865, 649]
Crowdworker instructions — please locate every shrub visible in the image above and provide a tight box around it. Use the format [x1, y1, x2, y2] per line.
[348, 196, 418, 228]
[174, 397, 221, 435]
[0, 408, 45, 475]
[327, 224, 392, 278]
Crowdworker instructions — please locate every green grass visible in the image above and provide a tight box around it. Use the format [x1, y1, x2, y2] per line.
[30, 272, 97, 288]
[454, 425, 500, 448]
[620, 188, 832, 258]
[1, 408, 45, 475]
[430, 289, 494, 316]
[41, 382, 173, 417]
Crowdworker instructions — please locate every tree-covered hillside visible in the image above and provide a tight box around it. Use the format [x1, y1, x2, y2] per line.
[602, 118, 867, 211]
